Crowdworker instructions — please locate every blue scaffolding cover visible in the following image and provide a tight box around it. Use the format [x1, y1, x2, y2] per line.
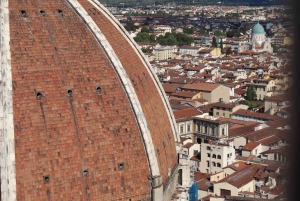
[189, 182, 198, 201]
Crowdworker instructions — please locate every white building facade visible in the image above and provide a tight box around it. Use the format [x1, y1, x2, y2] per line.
[200, 141, 235, 174]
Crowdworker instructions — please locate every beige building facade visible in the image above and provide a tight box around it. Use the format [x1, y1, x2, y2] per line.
[200, 141, 235, 174]
[153, 45, 177, 60]
[213, 104, 249, 118]
[214, 180, 255, 196]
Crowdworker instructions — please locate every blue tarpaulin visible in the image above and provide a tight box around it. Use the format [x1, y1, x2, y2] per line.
[189, 182, 198, 201]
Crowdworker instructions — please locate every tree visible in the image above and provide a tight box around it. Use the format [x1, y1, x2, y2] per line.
[198, 28, 206, 35]
[271, 43, 279, 53]
[124, 24, 139, 32]
[246, 86, 257, 101]
[182, 27, 194, 34]
[238, 26, 247, 35]
[149, 35, 156, 42]
[156, 33, 194, 46]
[214, 30, 226, 37]
[212, 37, 218, 47]
[226, 29, 241, 38]
[220, 38, 224, 54]
[141, 27, 150, 33]
[141, 47, 153, 53]
[134, 32, 150, 42]
[225, 47, 232, 56]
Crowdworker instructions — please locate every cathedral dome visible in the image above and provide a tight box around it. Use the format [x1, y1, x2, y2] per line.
[252, 23, 265, 34]
[0, 1, 179, 200]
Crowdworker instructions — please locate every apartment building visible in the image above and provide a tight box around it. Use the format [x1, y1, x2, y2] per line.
[179, 45, 201, 57]
[200, 140, 236, 174]
[153, 45, 177, 60]
[245, 78, 276, 100]
[264, 94, 290, 115]
[180, 83, 230, 103]
[212, 103, 249, 118]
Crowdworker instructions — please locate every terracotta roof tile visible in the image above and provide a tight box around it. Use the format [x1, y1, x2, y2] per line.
[218, 164, 263, 188]
[181, 83, 221, 92]
[170, 91, 199, 98]
[233, 109, 281, 121]
[182, 142, 195, 149]
[174, 108, 202, 120]
[242, 141, 261, 151]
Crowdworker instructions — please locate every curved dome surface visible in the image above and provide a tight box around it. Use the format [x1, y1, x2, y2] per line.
[252, 23, 265, 34]
[0, 0, 179, 200]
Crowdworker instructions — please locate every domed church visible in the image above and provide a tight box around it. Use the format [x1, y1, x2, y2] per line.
[0, 0, 181, 200]
[238, 22, 273, 53]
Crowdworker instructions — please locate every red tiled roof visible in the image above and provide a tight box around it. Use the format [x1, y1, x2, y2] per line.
[228, 123, 260, 138]
[265, 94, 290, 102]
[244, 127, 280, 142]
[212, 102, 240, 109]
[197, 178, 213, 191]
[162, 83, 181, 93]
[275, 129, 293, 141]
[260, 147, 288, 156]
[170, 103, 192, 110]
[190, 156, 201, 162]
[265, 118, 291, 128]
[269, 184, 286, 195]
[257, 135, 281, 146]
[181, 83, 221, 92]
[242, 141, 260, 151]
[194, 172, 211, 182]
[218, 164, 263, 188]
[182, 142, 195, 149]
[170, 91, 199, 98]
[234, 88, 247, 95]
[173, 108, 202, 120]
[180, 45, 200, 50]
[223, 161, 248, 171]
[233, 109, 281, 121]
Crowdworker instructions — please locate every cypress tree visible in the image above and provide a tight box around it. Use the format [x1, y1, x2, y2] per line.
[220, 38, 224, 54]
[212, 37, 218, 48]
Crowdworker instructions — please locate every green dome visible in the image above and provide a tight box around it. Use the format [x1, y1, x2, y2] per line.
[252, 23, 265, 34]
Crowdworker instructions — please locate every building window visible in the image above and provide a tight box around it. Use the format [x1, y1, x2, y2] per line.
[222, 128, 225, 135]
[204, 126, 207, 133]
[207, 161, 210, 167]
[229, 114, 232, 118]
[212, 127, 215, 135]
[194, 150, 198, 156]
[187, 124, 191, 132]
[180, 125, 183, 133]
[212, 154, 216, 158]
[206, 146, 211, 151]
[207, 153, 210, 157]
[217, 155, 221, 159]
[216, 112, 219, 115]
[217, 163, 221, 167]
[223, 113, 225, 117]
[212, 162, 216, 167]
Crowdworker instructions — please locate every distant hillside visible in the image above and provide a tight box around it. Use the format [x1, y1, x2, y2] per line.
[98, 0, 290, 7]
